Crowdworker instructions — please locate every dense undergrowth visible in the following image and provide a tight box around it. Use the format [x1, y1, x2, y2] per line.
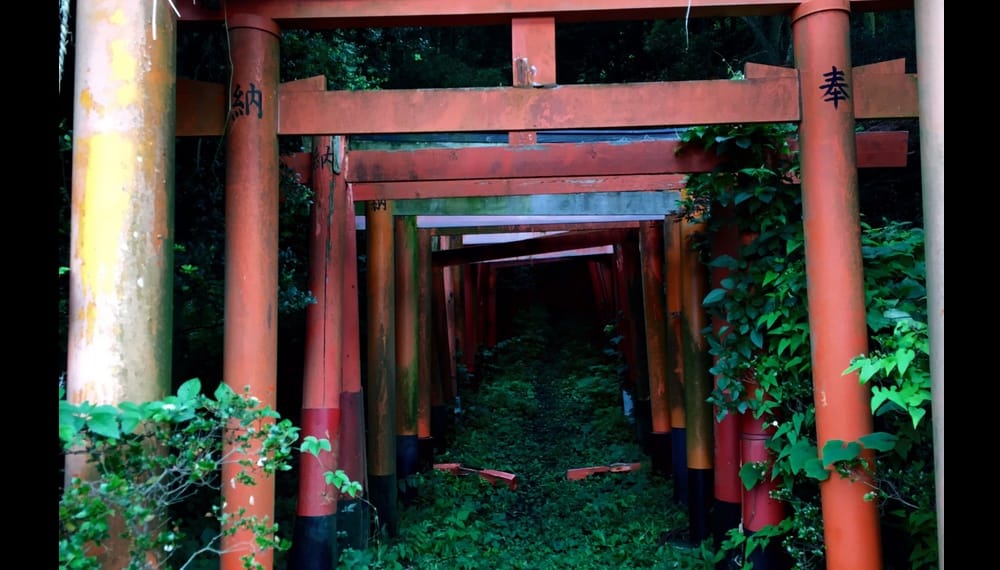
[339, 305, 703, 569]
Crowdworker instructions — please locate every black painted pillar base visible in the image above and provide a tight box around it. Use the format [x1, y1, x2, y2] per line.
[671, 428, 688, 505]
[288, 514, 337, 570]
[418, 436, 435, 472]
[633, 398, 652, 451]
[431, 404, 448, 453]
[712, 499, 742, 569]
[687, 468, 713, 544]
[649, 431, 672, 476]
[369, 474, 398, 539]
[745, 528, 792, 570]
[396, 435, 419, 506]
[337, 497, 369, 553]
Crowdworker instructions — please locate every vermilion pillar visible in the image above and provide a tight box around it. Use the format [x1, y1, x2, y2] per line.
[290, 136, 344, 570]
[914, 2, 944, 566]
[614, 232, 650, 449]
[394, 216, 420, 504]
[451, 252, 467, 384]
[793, 2, 881, 568]
[440, 236, 460, 402]
[663, 216, 688, 505]
[710, 216, 741, 550]
[417, 229, 435, 468]
[486, 265, 498, 348]
[680, 218, 713, 543]
[431, 239, 454, 451]
[221, 14, 280, 570]
[338, 181, 369, 551]
[638, 221, 672, 476]
[365, 198, 398, 538]
[66, 2, 175, 567]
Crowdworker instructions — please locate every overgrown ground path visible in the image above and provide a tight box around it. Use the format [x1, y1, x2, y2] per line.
[341, 305, 697, 569]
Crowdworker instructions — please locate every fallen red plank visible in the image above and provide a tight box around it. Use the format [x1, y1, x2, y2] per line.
[566, 462, 643, 481]
[434, 463, 519, 490]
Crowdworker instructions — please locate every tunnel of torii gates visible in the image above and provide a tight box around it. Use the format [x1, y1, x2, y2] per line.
[66, 0, 942, 569]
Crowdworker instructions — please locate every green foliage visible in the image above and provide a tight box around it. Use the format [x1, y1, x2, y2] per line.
[338, 304, 693, 569]
[678, 122, 935, 568]
[59, 379, 360, 570]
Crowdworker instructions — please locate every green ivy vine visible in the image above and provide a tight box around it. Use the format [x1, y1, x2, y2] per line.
[676, 122, 936, 569]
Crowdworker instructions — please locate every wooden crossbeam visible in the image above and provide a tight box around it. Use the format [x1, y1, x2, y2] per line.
[179, 72, 917, 137]
[279, 131, 907, 192]
[433, 228, 632, 266]
[388, 190, 681, 217]
[280, 78, 802, 135]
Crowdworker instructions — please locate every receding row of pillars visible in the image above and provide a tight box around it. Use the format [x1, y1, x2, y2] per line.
[65, 1, 942, 569]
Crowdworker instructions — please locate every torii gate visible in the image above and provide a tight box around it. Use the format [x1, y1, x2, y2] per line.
[65, 1, 942, 569]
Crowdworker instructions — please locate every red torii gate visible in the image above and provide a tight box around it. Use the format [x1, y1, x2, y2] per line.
[66, 1, 942, 569]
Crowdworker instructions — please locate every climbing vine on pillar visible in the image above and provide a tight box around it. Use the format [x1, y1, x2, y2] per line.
[677, 122, 936, 569]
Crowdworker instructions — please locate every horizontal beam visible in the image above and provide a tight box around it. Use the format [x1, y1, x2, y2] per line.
[279, 78, 802, 135]
[383, 190, 681, 216]
[347, 131, 907, 183]
[348, 139, 709, 182]
[177, 1, 912, 28]
[433, 228, 632, 266]
[431, 220, 644, 235]
[279, 130, 906, 190]
[178, 72, 918, 137]
[353, 174, 687, 201]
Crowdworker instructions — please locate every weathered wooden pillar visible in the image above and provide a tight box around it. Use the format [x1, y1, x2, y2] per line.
[394, 215, 420, 503]
[417, 229, 435, 467]
[663, 216, 688, 505]
[638, 221, 672, 476]
[220, 13, 280, 570]
[365, 199, 398, 537]
[66, 1, 176, 567]
[290, 136, 344, 570]
[451, 250, 467, 385]
[680, 218, 713, 544]
[914, 2, 944, 566]
[431, 236, 454, 451]
[338, 181, 369, 551]
[438, 236, 460, 402]
[792, 1, 881, 567]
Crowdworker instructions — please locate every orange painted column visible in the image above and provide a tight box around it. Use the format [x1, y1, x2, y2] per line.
[338, 180, 369, 551]
[289, 136, 344, 570]
[680, 218, 714, 543]
[587, 258, 616, 326]
[792, 2, 881, 568]
[451, 252, 467, 387]
[365, 198, 398, 538]
[639, 221, 672, 476]
[476, 264, 491, 353]
[220, 14, 281, 570]
[394, 215, 420, 504]
[440, 236, 460, 403]
[663, 216, 688, 505]
[417, 229, 435, 468]
[614, 231, 650, 449]
[710, 216, 741, 549]
[65, 1, 175, 567]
